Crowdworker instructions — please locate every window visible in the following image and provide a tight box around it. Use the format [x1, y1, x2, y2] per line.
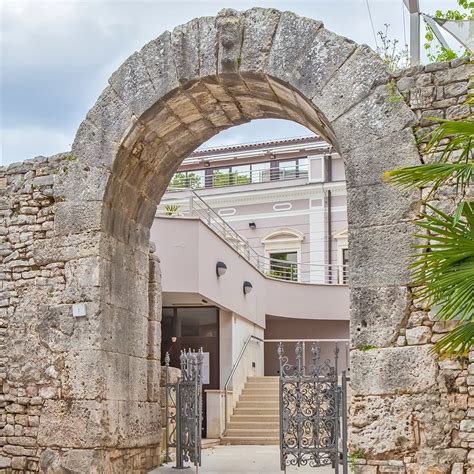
[269, 251, 298, 281]
[262, 229, 304, 282]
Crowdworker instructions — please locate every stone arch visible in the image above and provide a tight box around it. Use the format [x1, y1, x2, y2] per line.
[36, 7, 428, 472]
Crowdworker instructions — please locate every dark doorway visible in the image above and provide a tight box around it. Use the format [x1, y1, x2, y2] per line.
[161, 306, 220, 438]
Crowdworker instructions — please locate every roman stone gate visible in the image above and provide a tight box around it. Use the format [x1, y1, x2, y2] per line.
[1, 7, 471, 473]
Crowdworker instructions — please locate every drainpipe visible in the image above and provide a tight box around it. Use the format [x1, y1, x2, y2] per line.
[325, 155, 333, 283]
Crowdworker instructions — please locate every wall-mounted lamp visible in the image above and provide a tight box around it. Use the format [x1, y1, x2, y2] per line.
[248, 222, 256, 229]
[243, 281, 253, 295]
[171, 336, 177, 343]
[216, 261, 227, 277]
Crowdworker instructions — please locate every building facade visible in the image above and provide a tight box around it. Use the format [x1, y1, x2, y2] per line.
[151, 135, 350, 440]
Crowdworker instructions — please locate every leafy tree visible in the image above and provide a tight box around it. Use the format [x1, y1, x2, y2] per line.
[424, 0, 473, 63]
[169, 172, 203, 189]
[385, 99, 474, 358]
[212, 170, 251, 187]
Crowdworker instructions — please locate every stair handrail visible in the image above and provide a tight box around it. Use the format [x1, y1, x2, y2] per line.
[223, 334, 264, 434]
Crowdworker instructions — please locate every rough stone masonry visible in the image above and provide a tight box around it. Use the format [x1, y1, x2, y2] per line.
[0, 7, 472, 473]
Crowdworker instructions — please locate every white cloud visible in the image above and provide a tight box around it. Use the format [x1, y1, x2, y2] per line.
[0, 0, 464, 165]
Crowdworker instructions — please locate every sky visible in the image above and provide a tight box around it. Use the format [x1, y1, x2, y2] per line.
[0, 0, 463, 166]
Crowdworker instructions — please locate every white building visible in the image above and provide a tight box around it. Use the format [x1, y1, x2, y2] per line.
[151, 135, 350, 442]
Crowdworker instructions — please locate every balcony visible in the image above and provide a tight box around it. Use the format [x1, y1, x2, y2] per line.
[168, 164, 309, 191]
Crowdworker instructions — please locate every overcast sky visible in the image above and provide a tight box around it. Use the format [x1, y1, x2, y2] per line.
[0, 0, 461, 165]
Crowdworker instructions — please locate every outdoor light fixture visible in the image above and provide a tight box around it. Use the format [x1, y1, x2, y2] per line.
[171, 336, 177, 343]
[248, 222, 256, 229]
[216, 261, 227, 277]
[243, 281, 253, 295]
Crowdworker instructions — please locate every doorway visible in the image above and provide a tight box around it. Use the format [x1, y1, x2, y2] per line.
[161, 306, 220, 438]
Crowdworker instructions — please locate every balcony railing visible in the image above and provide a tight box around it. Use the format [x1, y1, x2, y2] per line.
[168, 165, 309, 191]
[158, 189, 348, 285]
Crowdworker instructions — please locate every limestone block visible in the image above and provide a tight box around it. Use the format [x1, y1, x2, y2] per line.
[240, 8, 281, 72]
[172, 18, 201, 84]
[349, 223, 415, 287]
[406, 326, 432, 345]
[54, 201, 103, 236]
[109, 51, 158, 118]
[434, 63, 472, 85]
[197, 16, 218, 78]
[333, 84, 417, 154]
[216, 9, 243, 76]
[266, 11, 322, 84]
[37, 400, 108, 447]
[445, 82, 468, 98]
[291, 27, 356, 101]
[100, 305, 148, 358]
[72, 118, 119, 169]
[39, 448, 106, 474]
[103, 400, 161, 448]
[63, 255, 103, 303]
[313, 44, 390, 122]
[342, 127, 420, 188]
[84, 86, 135, 143]
[54, 163, 110, 203]
[350, 395, 417, 455]
[347, 182, 420, 227]
[141, 31, 179, 97]
[351, 346, 438, 396]
[351, 286, 410, 347]
[354, 467, 377, 474]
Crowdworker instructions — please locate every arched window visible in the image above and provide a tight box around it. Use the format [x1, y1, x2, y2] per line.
[261, 229, 304, 281]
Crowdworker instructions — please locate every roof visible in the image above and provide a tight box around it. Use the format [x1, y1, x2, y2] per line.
[190, 135, 324, 157]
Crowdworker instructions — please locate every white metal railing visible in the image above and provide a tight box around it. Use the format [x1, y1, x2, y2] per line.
[157, 189, 348, 285]
[168, 164, 309, 191]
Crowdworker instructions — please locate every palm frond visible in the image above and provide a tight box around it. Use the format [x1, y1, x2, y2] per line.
[385, 116, 473, 193]
[433, 322, 474, 360]
[411, 202, 474, 324]
[384, 162, 474, 190]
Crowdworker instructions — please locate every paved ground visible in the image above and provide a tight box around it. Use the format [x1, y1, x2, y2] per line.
[151, 445, 341, 473]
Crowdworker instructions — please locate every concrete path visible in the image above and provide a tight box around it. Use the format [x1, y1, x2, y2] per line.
[151, 445, 342, 473]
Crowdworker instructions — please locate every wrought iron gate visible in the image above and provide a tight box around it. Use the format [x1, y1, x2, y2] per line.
[164, 349, 203, 470]
[278, 342, 348, 472]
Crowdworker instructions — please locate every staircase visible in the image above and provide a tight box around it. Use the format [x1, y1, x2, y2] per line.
[221, 376, 280, 445]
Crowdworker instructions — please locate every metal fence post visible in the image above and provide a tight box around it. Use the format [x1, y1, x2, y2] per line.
[342, 371, 348, 474]
[175, 380, 183, 469]
[165, 353, 171, 463]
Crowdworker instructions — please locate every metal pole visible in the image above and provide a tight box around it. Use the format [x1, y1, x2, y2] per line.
[403, 0, 420, 65]
[165, 355, 171, 463]
[175, 380, 183, 469]
[342, 371, 349, 474]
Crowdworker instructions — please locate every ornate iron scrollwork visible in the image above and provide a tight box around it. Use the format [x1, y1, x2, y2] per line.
[278, 342, 348, 473]
[165, 348, 203, 470]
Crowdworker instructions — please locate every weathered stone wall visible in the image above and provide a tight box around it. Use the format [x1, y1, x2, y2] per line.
[0, 156, 163, 472]
[350, 57, 472, 473]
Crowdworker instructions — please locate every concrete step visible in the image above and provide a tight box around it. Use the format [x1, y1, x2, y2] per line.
[240, 388, 278, 395]
[236, 400, 279, 409]
[238, 395, 279, 402]
[221, 436, 279, 445]
[246, 379, 279, 385]
[227, 421, 280, 431]
[230, 414, 279, 423]
[225, 428, 280, 437]
[247, 375, 280, 382]
[232, 408, 279, 416]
